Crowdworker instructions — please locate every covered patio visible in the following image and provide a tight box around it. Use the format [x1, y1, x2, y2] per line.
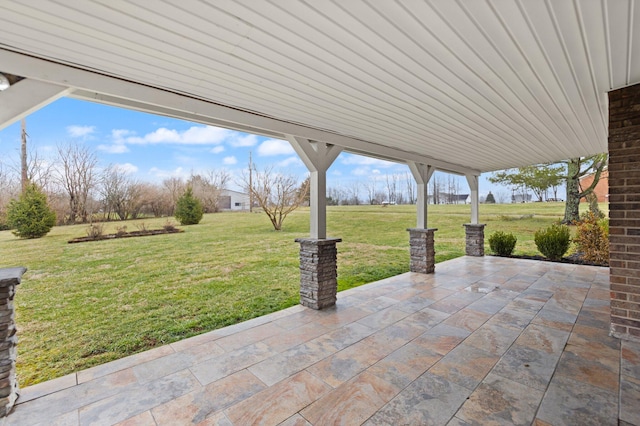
[2, 1, 640, 424]
[4, 256, 637, 425]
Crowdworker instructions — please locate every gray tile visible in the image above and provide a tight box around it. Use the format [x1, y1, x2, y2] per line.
[456, 373, 544, 426]
[620, 376, 640, 425]
[190, 342, 276, 385]
[78, 369, 200, 425]
[537, 375, 618, 426]
[492, 346, 561, 391]
[364, 372, 470, 425]
[429, 345, 499, 390]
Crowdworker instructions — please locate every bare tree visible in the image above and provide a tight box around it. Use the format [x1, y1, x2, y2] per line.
[385, 174, 398, 204]
[432, 175, 441, 204]
[163, 177, 186, 216]
[56, 143, 98, 223]
[245, 166, 309, 231]
[405, 172, 416, 204]
[365, 180, 378, 205]
[346, 180, 361, 205]
[189, 170, 230, 213]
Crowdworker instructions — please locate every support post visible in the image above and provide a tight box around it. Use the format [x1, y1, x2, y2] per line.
[287, 136, 342, 239]
[287, 136, 342, 309]
[464, 174, 485, 256]
[295, 238, 341, 309]
[463, 224, 486, 257]
[466, 174, 480, 225]
[0, 267, 25, 417]
[407, 228, 437, 274]
[408, 162, 434, 229]
[407, 162, 437, 273]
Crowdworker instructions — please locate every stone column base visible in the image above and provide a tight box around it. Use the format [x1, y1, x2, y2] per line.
[407, 228, 437, 274]
[0, 267, 25, 417]
[464, 224, 486, 257]
[295, 238, 341, 310]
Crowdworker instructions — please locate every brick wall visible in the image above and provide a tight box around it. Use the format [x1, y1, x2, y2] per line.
[579, 169, 609, 203]
[609, 83, 640, 341]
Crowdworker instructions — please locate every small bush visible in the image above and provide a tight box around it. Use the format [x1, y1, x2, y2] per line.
[534, 223, 571, 261]
[574, 211, 609, 264]
[488, 231, 517, 256]
[86, 223, 104, 239]
[6, 184, 56, 239]
[135, 222, 149, 233]
[163, 220, 178, 232]
[116, 226, 128, 237]
[174, 187, 204, 225]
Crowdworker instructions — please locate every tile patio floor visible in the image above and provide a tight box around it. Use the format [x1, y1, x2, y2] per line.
[3, 256, 640, 425]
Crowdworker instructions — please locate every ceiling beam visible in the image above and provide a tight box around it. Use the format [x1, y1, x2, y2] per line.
[0, 78, 71, 131]
[0, 49, 479, 175]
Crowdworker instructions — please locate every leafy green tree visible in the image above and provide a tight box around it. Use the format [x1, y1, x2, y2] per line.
[6, 183, 56, 238]
[489, 164, 564, 202]
[485, 191, 496, 204]
[488, 155, 607, 223]
[174, 187, 204, 225]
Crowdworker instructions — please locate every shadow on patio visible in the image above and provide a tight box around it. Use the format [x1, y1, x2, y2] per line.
[3, 256, 639, 425]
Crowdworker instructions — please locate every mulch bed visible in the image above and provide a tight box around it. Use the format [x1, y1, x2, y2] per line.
[489, 253, 608, 267]
[68, 228, 184, 244]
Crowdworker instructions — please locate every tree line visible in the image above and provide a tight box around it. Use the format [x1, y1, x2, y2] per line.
[0, 143, 231, 229]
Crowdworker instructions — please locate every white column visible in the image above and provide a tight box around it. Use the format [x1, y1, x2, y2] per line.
[466, 174, 480, 224]
[408, 162, 434, 228]
[0, 79, 71, 131]
[287, 135, 342, 239]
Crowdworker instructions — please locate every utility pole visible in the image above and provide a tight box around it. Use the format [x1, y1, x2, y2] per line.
[21, 119, 28, 193]
[248, 151, 253, 213]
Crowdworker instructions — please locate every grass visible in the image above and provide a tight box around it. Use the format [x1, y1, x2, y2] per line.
[0, 202, 591, 386]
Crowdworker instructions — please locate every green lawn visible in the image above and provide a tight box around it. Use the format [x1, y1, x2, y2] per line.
[0, 202, 588, 386]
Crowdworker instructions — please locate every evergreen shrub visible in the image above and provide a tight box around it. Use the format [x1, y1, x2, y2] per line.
[534, 223, 571, 261]
[174, 187, 204, 225]
[488, 231, 517, 256]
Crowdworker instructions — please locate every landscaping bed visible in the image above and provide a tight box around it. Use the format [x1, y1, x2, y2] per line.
[68, 227, 183, 243]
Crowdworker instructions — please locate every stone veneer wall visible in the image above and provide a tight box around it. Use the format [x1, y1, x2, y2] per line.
[0, 267, 25, 417]
[407, 228, 437, 274]
[464, 224, 486, 257]
[609, 83, 640, 341]
[295, 238, 341, 310]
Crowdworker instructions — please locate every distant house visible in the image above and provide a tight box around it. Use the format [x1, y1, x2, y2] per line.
[218, 189, 250, 211]
[427, 193, 470, 204]
[511, 193, 532, 203]
[579, 169, 609, 203]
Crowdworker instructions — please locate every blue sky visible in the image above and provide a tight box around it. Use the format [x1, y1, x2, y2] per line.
[0, 97, 501, 199]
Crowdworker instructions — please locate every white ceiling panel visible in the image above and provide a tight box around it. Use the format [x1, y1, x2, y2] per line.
[1, 0, 638, 173]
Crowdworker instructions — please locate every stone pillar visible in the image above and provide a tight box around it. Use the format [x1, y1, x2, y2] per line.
[295, 238, 341, 309]
[609, 83, 640, 341]
[407, 228, 437, 274]
[0, 267, 25, 417]
[464, 224, 486, 257]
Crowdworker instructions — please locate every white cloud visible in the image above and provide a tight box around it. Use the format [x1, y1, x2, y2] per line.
[210, 146, 225, 154]
[340, 154, 396, 168]
[223, 156, 238, 165]
[352, 167, 372, 176]
[230, 134, 259, 147]
[257, 139, 294, 156]
[67, 125, 96, 138]
[113, 163, 138, 175]
[277, 156, 303, 168]
[98, 143, 129, 154]
[148, 166, 189, 180]
[127, 126, 232, 145]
